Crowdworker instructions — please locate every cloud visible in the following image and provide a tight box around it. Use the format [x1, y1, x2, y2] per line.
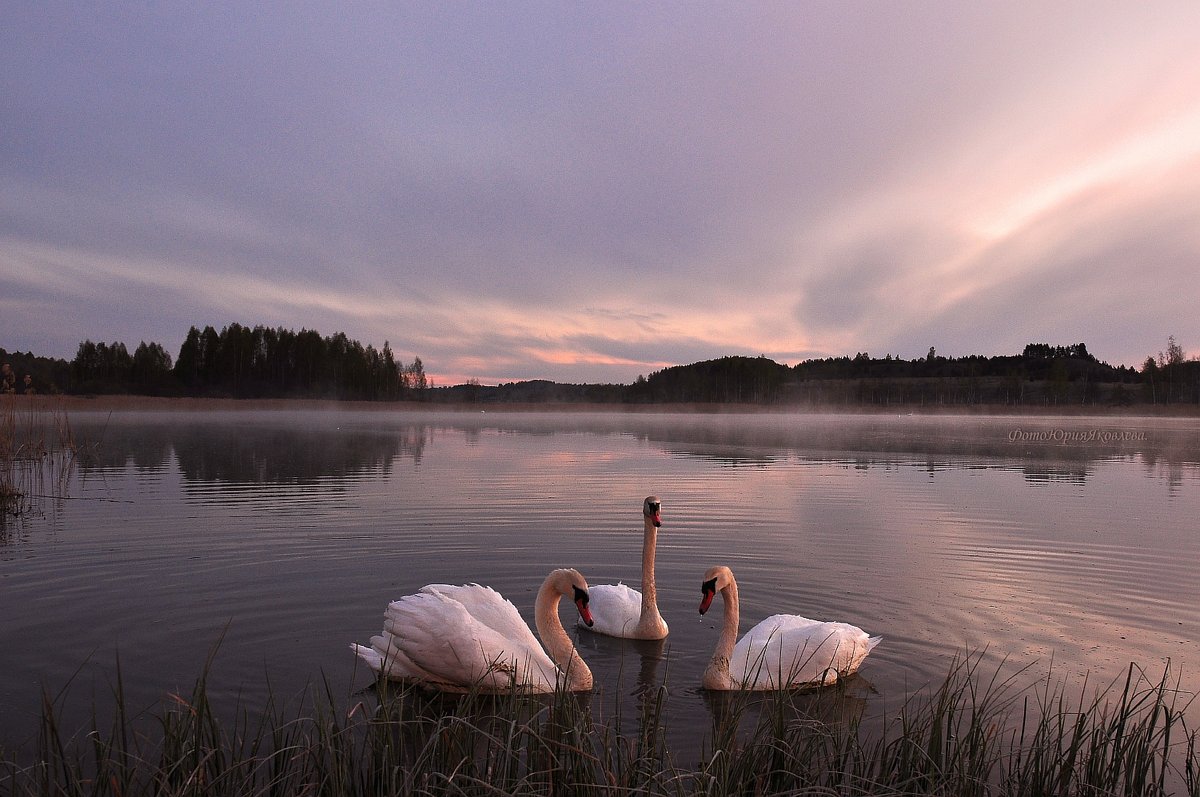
[3, 2, 1200, 383]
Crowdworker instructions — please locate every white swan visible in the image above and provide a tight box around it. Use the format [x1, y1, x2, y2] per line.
[351, 568, 595, 693]
[581, 496, 668, 639]
[698, 565, 880, 690]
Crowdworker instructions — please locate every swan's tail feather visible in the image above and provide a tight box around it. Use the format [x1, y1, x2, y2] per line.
[350, 643, 384, 673]
[866, 635, 883, 651]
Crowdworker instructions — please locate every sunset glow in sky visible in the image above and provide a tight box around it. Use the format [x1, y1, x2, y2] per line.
[4, 3, 1200, 385]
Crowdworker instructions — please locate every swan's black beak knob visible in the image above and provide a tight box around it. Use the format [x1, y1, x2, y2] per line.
[699, 577, 717, 615]
[573, 585, 594, 627]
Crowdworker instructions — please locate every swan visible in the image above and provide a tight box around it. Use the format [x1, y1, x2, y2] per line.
[350, 568, 595, 693]
[581, 496, 668, 639]
[698, 565, 880, 690]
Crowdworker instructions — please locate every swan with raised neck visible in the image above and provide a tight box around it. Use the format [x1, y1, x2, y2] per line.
[582, 496, 668, 639]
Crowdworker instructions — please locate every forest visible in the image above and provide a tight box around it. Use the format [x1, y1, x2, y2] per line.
[2, 324, 427, 401]
[3, 327, 1199, 408]
[426, 341, 1197, 408]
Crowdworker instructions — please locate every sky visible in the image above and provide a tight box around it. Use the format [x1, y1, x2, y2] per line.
[3, 3, 1200, 386]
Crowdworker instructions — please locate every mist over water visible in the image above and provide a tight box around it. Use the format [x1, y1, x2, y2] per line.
[3, 409, 1198, 761]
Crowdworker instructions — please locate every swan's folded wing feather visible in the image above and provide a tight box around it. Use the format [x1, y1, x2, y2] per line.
[387, 590, 558, 690]
[350, 637, 448, 685]
[733, 615, 878, 689]
[350, 643, 383, 672]
[420, 583, 544, 649]
[368, 632, 451, 683]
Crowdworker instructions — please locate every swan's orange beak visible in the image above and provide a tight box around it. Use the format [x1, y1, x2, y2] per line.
[645, 502, 661, 528]
[699, 578, 717, 615]
[573, 586, 594, 627]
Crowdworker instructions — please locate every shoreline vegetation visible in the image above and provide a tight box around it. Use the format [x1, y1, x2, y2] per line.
[0, 396, 77, 520]
[4, 327, 1200, 409]
[1, 653, 1196, 796]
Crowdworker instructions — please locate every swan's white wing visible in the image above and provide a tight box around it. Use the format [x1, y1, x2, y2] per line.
[351, 643, 386, 673]
[419, 583, 543, 650]
[583, 582, 642, 636]
[351, 637, 449, 685]
[732, 614, 879, 690]
[385, 589, 559, 691]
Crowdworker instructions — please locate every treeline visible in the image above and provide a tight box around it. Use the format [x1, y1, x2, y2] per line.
[630, 356, 791, 403]
[168, 324, 427, 400]
[645, 342, 1194, 407]
[792, 343, 1116, 382]
[5, 336, 1200, 407]
[782, 343, 1142, 407]
[434, 341, 1199, 408]
[1139, 335, 1199, 404]
[2, 324, 428, 400]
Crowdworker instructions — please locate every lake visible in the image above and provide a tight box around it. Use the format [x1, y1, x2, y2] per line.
[2, 408, 1199, 761]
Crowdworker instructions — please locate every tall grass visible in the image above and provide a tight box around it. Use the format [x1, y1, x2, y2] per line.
[2, 653, 1197, 796]
[0, 395, 77, 523]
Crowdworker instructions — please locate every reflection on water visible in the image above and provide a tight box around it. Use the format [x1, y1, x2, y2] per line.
[75, 416, 429, 484]
[2, 409, 1199, 764]
[61, 410, 1200, 488]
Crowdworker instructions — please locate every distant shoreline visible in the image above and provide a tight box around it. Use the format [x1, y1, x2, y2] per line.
[8, 394, 1199, 417]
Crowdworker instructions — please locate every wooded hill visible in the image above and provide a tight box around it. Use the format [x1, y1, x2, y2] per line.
[435, 343, 1195, 408]
[4, 332, 1198, 407]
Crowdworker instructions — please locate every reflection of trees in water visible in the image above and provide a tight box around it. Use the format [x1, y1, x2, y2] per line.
[1021, 465, 1090, 485]
[130, 436, 173, 470]
[74, 422, 429, 485]
[66, 412, 1200, 491]
[173, 426, 410, 484]
[616, 417, 1200, 485]
[1140, 451, 1194, 498]
[74, 425, 175, 471]
[663, 445, 776, 467]
[458, 413, 1200, 472]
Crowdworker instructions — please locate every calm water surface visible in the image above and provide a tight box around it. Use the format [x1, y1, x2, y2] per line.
[2, 409, 1199, 760]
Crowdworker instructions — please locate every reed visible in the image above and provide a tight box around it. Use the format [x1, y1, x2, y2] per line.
[0, 395, 78, 521]
[2, 651, 1197, 796]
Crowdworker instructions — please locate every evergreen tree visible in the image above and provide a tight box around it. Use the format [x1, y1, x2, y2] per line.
[132, 341, 175, 394]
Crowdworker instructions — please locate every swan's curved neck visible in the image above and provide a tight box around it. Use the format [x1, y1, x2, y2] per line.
[640, 515, 660, 614]
[535, 580, 593, 691]
[704, 575, 740, 690]
[635, 515, 668, 638]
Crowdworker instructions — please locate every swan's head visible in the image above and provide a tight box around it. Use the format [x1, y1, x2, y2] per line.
[643, 496, 662, 528]
[551, 567, 594, 627]
[698, 565, 734, 615]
